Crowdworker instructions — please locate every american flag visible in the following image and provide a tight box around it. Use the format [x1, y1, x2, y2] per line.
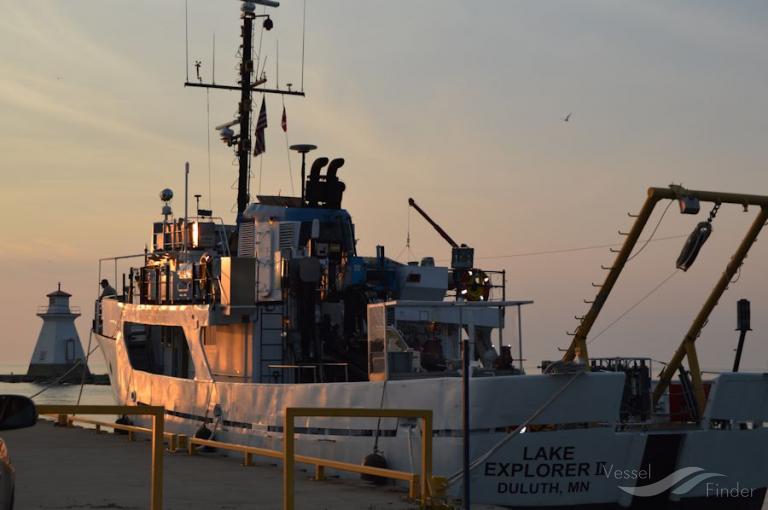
[253, 97, 267, 156]
[281, 105, 287, 132]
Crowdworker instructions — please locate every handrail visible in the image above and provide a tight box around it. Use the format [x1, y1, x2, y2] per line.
[284, 407, 433, 510]
[37, 305, 82, 314]
[36, 405, 165, 510]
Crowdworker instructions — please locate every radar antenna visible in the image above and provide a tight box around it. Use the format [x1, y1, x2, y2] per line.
[184, 0, 305, 222]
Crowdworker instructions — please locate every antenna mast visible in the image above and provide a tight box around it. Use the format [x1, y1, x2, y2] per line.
[184, 0, 305, 222]
[236, 4, 255, 220]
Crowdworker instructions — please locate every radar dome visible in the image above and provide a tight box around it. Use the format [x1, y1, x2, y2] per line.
[160, 188, 174, 202]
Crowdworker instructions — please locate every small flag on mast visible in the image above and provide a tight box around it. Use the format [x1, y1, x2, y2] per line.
[253, 97, 267, 156]
[281, 105, 287, 132]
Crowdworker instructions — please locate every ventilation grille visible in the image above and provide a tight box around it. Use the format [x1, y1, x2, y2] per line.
[386, 306, 396, 326]
[278, 222, 299, 252]
[238, 221, 256, 257]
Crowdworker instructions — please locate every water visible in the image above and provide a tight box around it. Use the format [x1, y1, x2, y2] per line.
[0, 362, 117, 431]
[0, 363, 114, 406]
[0, 381, 115, 406]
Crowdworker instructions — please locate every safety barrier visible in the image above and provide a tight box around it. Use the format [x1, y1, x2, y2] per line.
[283, 407, 434, 510]
[37, 404, 165, 510]
[53, 415, 187, 453]
[40, 405, 437, 509]
[186, 435, 425, 496]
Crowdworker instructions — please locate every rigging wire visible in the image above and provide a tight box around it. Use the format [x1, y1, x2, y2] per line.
[255, 6, 267, 78]
[208, 33, 215, 210]
[212, 33, 216, 84]
[586, 268, 680, 346]
[282, 96, 295, 195]
[395, 203, 418, 262]
[276, 39, 279, 91]
[301, 0, 306, 91]
[627, 199, 673, 262]
[206, 88, 213, 210]
[258, 148, 264, 195]
[275, 38, 295, 195]
[470, 234, 687, 261]
[445, 370, 585, 486]
[407, 206, 417, 261]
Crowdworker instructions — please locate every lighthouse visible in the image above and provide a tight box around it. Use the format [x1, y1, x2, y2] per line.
[27, 284, 90, 381]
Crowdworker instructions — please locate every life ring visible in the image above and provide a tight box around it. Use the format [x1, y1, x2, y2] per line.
[459, 269, 491, 301]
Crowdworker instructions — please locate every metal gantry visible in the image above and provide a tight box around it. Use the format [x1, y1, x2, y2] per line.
[562, 186, 768, 417]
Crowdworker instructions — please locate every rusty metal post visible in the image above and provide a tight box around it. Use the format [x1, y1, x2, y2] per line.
[421, 410, 433, 504]
[283, 409, 295, 510]
[151, 410, 164, 510]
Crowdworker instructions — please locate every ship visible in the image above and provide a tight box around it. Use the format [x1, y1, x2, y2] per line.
[93, 1, 768, 507]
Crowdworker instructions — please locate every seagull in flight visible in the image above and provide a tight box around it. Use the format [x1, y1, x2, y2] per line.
[562, 112, 572, 122]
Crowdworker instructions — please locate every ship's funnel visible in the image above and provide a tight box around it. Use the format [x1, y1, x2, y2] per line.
[309, 157, 329, 179]
[326, 158, 345, 179]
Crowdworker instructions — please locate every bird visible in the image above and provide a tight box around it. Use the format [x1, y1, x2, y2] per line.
[562, 113, 572, 122]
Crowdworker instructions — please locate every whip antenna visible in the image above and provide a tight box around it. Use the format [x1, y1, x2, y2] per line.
[301, 0, 306, 91]
[185, 0, 190, 82]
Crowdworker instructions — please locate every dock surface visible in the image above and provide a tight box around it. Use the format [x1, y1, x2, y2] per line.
[2, 420, 423, 509]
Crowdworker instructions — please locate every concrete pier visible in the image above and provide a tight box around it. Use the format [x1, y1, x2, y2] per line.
[2, 420, 424, 509]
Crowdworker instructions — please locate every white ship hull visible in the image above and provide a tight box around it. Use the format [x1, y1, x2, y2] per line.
[95, 301, 768, 508]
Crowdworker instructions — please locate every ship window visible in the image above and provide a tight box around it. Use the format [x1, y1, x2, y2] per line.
[123, 322, 192, 379]
[367, 306, 386, 381]
[202, 324, 250, 381]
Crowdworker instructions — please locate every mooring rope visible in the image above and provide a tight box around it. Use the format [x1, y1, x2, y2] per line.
[76, 329, 95, 405]
[445, 370, 585, 486]
[29, 344, 101, 400]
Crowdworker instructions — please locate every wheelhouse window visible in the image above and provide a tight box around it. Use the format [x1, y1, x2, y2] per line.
[123, 322, 193, 379]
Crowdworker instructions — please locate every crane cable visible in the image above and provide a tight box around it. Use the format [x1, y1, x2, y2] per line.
[627, 200, 673, 261]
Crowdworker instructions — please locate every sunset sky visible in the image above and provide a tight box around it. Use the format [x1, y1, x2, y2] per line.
[1, 0, 768, 374]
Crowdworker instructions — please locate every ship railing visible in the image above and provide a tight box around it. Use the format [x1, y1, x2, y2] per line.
[99, 253, 147, 299]
[37, 404, 166, 510]
[483, 268, 507, 302]
[37, 305, 82, 315]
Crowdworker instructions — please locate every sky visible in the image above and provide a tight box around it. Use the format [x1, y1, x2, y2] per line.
[1, 0, 768, 375]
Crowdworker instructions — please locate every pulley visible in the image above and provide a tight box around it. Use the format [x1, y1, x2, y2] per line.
[676, 202, 720, 271]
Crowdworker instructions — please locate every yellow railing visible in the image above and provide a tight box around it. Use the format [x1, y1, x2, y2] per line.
[39, 405, 438, 510]
[186, 436, 427, 496]
[56, 415, 187, 452]
[283, 407, 433, 510]
[36, 405, 165, 510]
